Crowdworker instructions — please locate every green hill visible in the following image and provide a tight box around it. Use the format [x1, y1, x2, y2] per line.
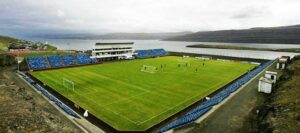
[165, 24, 300, 44]
[0, 35, 20, 50]
[0, 35, 57, 51]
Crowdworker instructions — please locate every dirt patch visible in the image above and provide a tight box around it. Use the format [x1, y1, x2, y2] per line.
[0, 67, 81, 132]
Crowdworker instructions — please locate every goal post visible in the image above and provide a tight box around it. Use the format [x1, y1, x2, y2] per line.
[177, 60, 190, 67]
[140, 65, 157, 74]
[62, 78, 75, 91]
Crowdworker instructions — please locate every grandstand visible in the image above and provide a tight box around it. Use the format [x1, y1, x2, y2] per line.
[48, 55, 64, 67]
[26, 49, 166, 70]
[27, 56, 49, 69]
[135, 49, 167, 58]
[26, 53, 98, 70]
[91, 42, 134, 60]
[63, 54, 76, 65]
[91, 58, 98, 63]
[76, 54, 91, 64]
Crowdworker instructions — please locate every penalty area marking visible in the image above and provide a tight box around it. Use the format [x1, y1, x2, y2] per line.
[195, 61, 275, 124]
[135, 81, 226, 125]
[72, 90, 140, 125]
[140, 65, 157, 74]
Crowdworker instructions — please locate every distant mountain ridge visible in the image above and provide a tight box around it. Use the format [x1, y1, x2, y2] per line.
[164, 24, 300, 44]
[38, 32, 193, 40]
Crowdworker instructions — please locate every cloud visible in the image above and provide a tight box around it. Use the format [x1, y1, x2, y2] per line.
[0, 0, 300, 37]
[57, 10, 65, 17]
[232, 6, 270, 19]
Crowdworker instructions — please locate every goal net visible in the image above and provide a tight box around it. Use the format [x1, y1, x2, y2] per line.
[141, 65, 157, 74]
[177, 60, 190, 67]
[62, 78, 75, 91]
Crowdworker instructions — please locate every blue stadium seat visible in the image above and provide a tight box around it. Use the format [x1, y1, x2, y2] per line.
[27, 56, 49, 70]
[158, 107, 212, 133]
[63, 54, 76, 65]
[27, 53, 97, 70]
[75, 54, 91, 64]
[48, 55, 64, 67]
[135, 49, 168, 58]
[23, 76, 81, 118]
[91, 58, 98, 63]
[152, 49, 167, 57]
[136, 50, 149, 58]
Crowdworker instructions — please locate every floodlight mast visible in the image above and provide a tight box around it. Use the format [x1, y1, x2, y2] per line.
[17, 48, 20, 72]
[17, 52, 20, 72]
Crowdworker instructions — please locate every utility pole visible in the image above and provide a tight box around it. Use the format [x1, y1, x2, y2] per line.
[17, 55, 20, 72]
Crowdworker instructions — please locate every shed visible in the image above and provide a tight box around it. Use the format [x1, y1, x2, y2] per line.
[281, 56, 290, 62]
[258, 77, 273, 94]
[265, 71, 277, 83]
[276, 56, 289, 69]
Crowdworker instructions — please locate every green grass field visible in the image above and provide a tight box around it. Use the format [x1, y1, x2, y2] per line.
[31, 56, 256, 131]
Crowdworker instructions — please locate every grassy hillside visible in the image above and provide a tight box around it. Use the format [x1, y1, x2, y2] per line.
[32, 56, 256, 131]
[0, 35, 20, 50]
[0, 35, 57, 51]
[165, 24, 300, 44]
[253, 56, 300, 132]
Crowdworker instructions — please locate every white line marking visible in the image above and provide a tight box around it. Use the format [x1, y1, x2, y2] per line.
[136, 81, 226, 125]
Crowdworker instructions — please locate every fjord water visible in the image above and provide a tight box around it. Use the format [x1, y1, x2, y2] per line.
[32, 39, 300, 60]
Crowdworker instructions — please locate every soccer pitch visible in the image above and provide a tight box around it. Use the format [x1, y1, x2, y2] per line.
[31, 56, 256, 131]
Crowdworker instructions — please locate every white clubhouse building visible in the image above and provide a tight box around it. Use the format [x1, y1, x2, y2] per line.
[91, 42, 134, 61]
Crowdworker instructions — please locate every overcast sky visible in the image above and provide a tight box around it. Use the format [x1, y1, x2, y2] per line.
[1, 0, 300, 37]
